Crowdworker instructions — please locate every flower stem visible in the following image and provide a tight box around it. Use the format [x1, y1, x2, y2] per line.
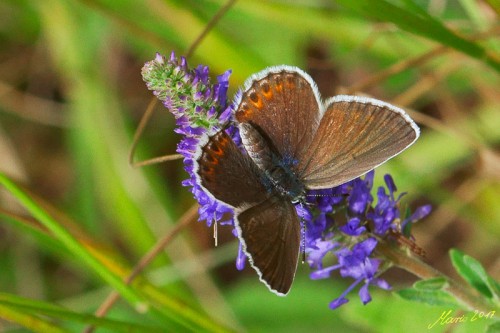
[377, 243, 498, 313]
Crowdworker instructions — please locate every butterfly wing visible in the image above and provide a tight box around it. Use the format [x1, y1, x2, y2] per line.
[194, 129, 268, 208]
[235, 66, 322, 164]
[235, 196, 301, 296]
[195, 129, 301, 295]
[298, 96, 419, 189]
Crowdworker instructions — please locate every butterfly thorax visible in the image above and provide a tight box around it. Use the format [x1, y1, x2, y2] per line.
[265, 162, 305, 204]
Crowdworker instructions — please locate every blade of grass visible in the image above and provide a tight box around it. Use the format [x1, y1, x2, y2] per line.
[0, 206, 231, 331]
[79, 0, 266, 82]
[34, 0, 171, 262]
[0, 174, 146, 308]
[231, 0, 430, 64]
[0, 173, 232, 332]
[84, 204, 197, 333]
[0, 304, 69, 333]
[335, 0, 500, 73]
[0, 293, 166, 333]
[0, 208, 69, 257]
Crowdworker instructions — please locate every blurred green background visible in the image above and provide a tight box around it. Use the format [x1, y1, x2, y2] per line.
[0, 0, 499, 332]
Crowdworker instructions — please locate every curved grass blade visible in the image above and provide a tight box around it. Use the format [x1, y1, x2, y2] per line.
[0, 293, 165, 333]
[335, 0, 500, 72]
[0, 304, 68, 333]
[0, 173, 232, 332]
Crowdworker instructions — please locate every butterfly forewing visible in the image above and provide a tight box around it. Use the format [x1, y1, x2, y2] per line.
[299, 96, 419, 189]
[235, 196, 301, 296]
[235, 67, 321, 165]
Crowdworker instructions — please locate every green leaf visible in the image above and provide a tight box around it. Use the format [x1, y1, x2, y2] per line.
[396, 288, 460, 307]
[486, 320, 500, 333]
[414, 277, 449, 291]
[450, 249, 500, 300]
[334, 0, 500, 72]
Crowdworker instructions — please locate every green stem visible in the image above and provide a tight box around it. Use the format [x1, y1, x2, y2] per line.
[377, 243, 497, 313]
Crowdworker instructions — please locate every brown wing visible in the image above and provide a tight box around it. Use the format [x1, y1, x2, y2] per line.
[235, 66, 321, 165]
[194, 129, 268, 208]
[235, 196, 301, 296]
[298, 96, 419, 189]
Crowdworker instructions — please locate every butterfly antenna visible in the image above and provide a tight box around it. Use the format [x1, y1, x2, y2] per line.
[302, 222, 306, 264]
[305, 193, 346, 198]
[299, 203, 306, 264]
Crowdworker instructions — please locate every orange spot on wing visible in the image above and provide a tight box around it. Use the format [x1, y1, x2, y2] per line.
[252, 98, 263, 109]
[249, 91, 263, 109]
[213, 145, 224, 156]
[236, 104, 253, 122]
[262, 89, 273, 99]
[261, 82, 273, 99]
[285, 76, 296, 89]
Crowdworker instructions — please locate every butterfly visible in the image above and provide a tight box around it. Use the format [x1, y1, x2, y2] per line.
[193, 66, 419, 296]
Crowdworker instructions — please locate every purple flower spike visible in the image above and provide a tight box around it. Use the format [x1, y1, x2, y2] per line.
[141, 52, 235, 230]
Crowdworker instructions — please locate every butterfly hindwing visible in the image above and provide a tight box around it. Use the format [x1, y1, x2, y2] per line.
[235, 196, 301, 296]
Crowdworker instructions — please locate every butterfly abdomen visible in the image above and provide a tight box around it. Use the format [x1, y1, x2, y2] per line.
[239, 122, 273, 172]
